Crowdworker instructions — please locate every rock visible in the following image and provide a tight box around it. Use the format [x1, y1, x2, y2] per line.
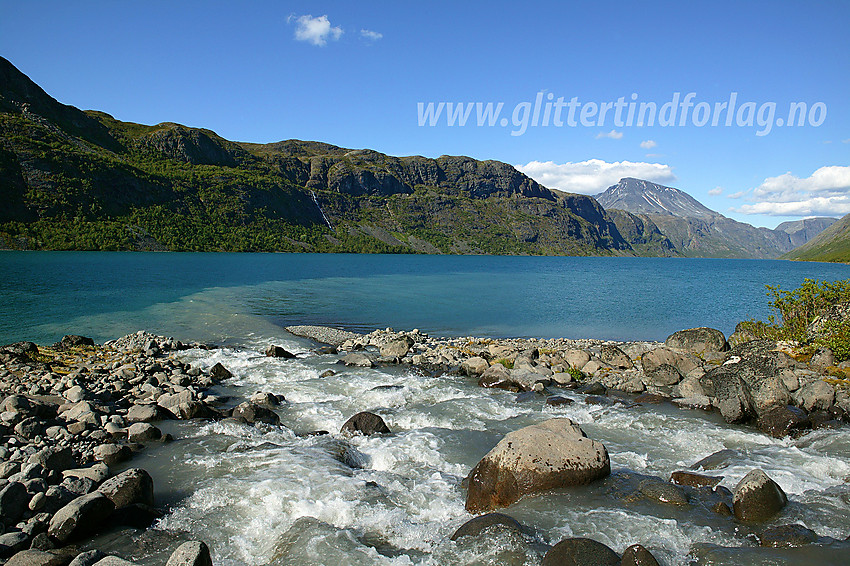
[759, 523, 819, 547]
[691, 449, 738, 471]
[460, 357, 489, 376]
[450, 512, 524, 541]
[638, 478, 689, 506]
[732, 469, 787, 522]
[645, 364, 682, 387]
[575, 381, 606, 395]
[63, 463, 109, 484]
[0, 531, 30, 554]
[581, 360, 605, 375]
[670, 471, 722, 488]
[265, 345, 295, 359]
[249, 392, 282, 408]
[92, 444, 132, 467]
[340, 411, 390, 435]
[319, 370, 336, 377]
[700, 367, 755, 423]
[92, 558, 138, 566]
[546, 395, 574, 406]
[478, 363, 522, 391]
[127, 403, 171, 423]
[97, 468, 154, 509]
[550, 372, 573, 386]
[756, 405, 811, 438]
[542, 537, 620, 566]
[379, 337, 414, 359]
[110, 503, 162, 529]
[0, 481, 30, 525]
[563, 349, 591, 370]
[5, 550, 68, 566]
[810, 348, 836, 371]
[665, 327, 728, 355]
[231, 402, 280, 426]
[208, 362, 232, 381]
[797, 380, 835, 412]
[47, 492, 115, 542]
[32, 447, 74, 473]
[751, 376, 792, 414]
[641, 347, 699, 376]
[54, 335, 95, 350]
[621, 544, 661, 566]
[340, 353, 375, 368]
[465, 418, 610, 512]
[127, 422, 162, 442]
[600, 345, 633, 369]
[165, 541, 212, 566]
[69, 550, 106, 566]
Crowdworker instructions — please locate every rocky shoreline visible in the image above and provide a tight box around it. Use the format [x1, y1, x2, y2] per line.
[1, 324, 849, 565]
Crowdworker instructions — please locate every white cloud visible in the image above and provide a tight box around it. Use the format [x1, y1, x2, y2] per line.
[360, 29, 383, 41]
[730, 165, 850, 216]
[595, 129, 623, 140]
[515, 159, 676, 195]
[843, 139, 850, 144]
[292, 14, 343, 46]
[639, 140, 657, 149]
[708, 187, 723, 196]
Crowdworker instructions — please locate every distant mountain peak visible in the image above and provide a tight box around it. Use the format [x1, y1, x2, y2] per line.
[595, 178, 718, 219]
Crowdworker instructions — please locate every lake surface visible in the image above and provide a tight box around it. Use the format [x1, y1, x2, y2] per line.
[1, 252, 849, 346]
[2, 252, 850, 565]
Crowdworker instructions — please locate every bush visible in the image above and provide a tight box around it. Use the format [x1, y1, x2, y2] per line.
[739, 278, 850, 362]
[493, 358, 514, 369]
[567, 367, 586, 381]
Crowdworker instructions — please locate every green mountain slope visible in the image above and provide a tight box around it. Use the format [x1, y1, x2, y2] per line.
[781, 213, 850, 263]
[0, 56, 635, 255]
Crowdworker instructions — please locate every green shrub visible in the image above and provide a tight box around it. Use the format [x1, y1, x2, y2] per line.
[567, 367, 586, 381]
[494, 358, 514, 369]
[815, 321, 850, 362]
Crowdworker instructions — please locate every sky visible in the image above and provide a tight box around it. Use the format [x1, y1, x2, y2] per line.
[1, 0, 848, 228]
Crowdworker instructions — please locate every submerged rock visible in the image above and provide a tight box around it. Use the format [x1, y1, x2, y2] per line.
[542, 537, 619, 566]
[621, 544, 661, 566]
[465, 418, 609, 512]
[450, 512, 524, 540]
[759, 523, 819, 547]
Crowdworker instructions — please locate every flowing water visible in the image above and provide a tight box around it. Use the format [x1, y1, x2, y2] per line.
[2, 252, 850, 564]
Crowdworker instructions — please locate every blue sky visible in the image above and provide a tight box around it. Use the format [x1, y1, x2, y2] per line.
[1, 0, 848, 228]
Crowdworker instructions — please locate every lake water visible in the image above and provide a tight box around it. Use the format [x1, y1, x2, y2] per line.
[2, 252, 850, 565]
[1, 252, 849, 346]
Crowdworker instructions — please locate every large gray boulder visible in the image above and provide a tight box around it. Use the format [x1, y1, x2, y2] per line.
[465, 418, 609, 512]
[641, 347, 699, 376]
[47, 492, 115, 542]
[621, 544, 661, 566]
[97, 468, 154, 509]
[665, 327, 728, 355]
[732, 469, 787, 522]
[478, 363, 522, 392]
[231, 402, 280, 426]
[165, 541, 212, 566]
[0, 482, 31, 526]
[700, 367, 755, 423]
[542, 537, 620, 566]
[5, 550, 69, 566]
[379, 336, 414, 359]
[600, 345, 633, 369]
[340, 411, 390, 435]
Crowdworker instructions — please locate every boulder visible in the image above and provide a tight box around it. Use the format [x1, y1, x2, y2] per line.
[208, 362, 232, 381]
[32, 447, 74, 473]
[641, 348, 699, 376]
[751, 376, 792, 414]
[5, 550, 68, 566]
[165, 541, 212, 566]
[47, 492, 115, 542]
[379, 336, 414, 359]
[756, 405, 811, 438]
[460, 357, 489, 376]
[670, 471, 722, 488]
[340, 411, 390, 435]
[542, 538, 620, 566]
[478, 364, 522, 392]
[68, 550, 106, 566]
[600, 345, 633, 369]
[621, 544, 661, 566]
[97, 468, 154, 509]
[54, 335, 95, 350]
[92, 558, 137, 566]
[127, 422, 162, 442]
[450, 512, 524, 540]
[231, 402, 280, 426]
[465, 418, 609, 512]
[797, 380, 835, 412]
[809, 348, 835, 371]
[265, 345, 295, 358]
[563, 349, 591, 370]
[700, 367, 755, 423]
[0, 481, 30, 525]
[665, 327, 728, 355]
[340, 353, 375, 368]
[645, 364, 681, 387]
[127, 403, 172, 423]
[92, 444, 132, 467]
[732, 469, 787, 522]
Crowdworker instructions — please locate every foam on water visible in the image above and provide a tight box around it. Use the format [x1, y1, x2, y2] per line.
[132, 346, 850, 565]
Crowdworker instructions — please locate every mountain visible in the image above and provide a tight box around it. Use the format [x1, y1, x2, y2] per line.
[781, 214, 850, 262]
[595, 177, 717, 219]
[775, 217, 838, 248]
[0, 56, 631, 255]
[595, 179, 831, 259]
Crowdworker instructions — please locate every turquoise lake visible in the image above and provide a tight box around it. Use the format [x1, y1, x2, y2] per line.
[1, 252, 848, 345]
